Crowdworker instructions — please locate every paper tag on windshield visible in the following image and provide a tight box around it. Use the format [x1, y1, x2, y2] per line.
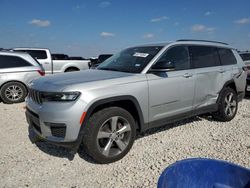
[133, 52, 149, 58]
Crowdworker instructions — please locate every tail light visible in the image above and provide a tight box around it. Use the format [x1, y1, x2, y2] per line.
[37, 70, 45, 76]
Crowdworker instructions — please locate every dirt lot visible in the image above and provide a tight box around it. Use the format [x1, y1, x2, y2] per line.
[0, 99, 250, 188]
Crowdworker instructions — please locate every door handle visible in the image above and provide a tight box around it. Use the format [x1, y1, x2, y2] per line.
[219, 69, 225, 73]
[44, 62, 50, 64]
[183, 73, 193, 78]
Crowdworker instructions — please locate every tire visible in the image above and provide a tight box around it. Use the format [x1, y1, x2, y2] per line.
[212, 87, 238, 122]
[82, 107, 136, 164]
[65, 68, 79, 72]
[0, 82, 27, 104]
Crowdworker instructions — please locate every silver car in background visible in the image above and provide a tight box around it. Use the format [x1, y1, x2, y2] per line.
[0, 51, 44, 103]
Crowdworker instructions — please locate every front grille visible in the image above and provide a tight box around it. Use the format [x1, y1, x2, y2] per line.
[51, 126, 66, 138]
[29, 89, 42, 105]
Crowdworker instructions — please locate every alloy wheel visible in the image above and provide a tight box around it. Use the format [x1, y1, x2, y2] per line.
[224, 92, 237, 117]
[5, 85, 23, 102]
[96, 116, 132, 157]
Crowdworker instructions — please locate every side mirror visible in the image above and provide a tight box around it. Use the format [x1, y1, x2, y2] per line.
[150, 61, 175, 72]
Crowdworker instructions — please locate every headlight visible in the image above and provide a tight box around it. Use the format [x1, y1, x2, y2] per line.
[41, 92, 81, 102]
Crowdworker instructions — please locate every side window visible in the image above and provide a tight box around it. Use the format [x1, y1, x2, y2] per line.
[218, 48, 237, 65]
[189, 46, 220, 68]
[0, 55, 32, 69]
[26, 50, 47, 60]
[14, 50, 47, 60]
[155, 46, 190, 71]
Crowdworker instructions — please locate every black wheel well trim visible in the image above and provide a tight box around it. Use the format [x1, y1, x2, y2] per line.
[73, 96, 145, 151]
[222, 80, 237, 92]
[216, 80, 237, 103]
[65, 67, 80, 72]
[83, 95, 144, 129]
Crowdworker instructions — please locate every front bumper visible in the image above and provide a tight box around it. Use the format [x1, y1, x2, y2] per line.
[25, 97, 88, 145]
[246, 76, 250, 93]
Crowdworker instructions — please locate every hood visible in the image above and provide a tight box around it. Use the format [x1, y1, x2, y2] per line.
[30, 69, 134, 91]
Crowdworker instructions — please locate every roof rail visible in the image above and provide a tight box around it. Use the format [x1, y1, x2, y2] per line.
[0, 48, 12, 52]
[177, 39, 228, 45]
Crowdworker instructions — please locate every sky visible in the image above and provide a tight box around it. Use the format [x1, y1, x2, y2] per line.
[0, 0, 250, 57]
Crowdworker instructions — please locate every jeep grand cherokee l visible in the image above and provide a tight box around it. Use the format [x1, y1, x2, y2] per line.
[25, 40, 247, 163]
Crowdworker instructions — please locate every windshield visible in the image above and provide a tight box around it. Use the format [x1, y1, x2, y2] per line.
[240, 53, 250, 61]
[97, 46, 163, 73]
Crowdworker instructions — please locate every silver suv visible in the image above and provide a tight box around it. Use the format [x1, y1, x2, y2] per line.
[25, 40, 247, 163]
[0, 51, 44, 104]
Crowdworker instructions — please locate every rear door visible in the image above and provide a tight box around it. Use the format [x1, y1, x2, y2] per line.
[147, 45, 195, 125]
[189, 45, 223, 110]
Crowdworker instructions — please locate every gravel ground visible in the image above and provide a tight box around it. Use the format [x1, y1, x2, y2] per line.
[0, 99, 250, 188]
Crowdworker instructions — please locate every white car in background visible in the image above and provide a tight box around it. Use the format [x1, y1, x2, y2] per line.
[13, 48, 90, 74]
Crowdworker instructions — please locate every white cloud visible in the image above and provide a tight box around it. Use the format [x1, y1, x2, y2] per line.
[191, 24, 206, 32]
[191, 24, 215, 33]
[100, 32, 115, 37]
[174, 22, 180, 26]
[234, 18, 250, 24]
[29, 19, 51, 27]
[150, 16, 169, 22]
[143, 33, 155, 39]
[204, 11, 212, 16]
[99, 1, 111, 8]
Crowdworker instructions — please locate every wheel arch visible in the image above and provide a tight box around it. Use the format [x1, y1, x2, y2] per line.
[64, 66, 80, 72]
[0, 80, 28, 91]
[217, 80, 237, 104]
[223, 80, 237, 92]
[82, 96, 145, 132]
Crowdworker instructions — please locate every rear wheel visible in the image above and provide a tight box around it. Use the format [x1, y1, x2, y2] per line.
[0, 82, 27, 104]
[82, 107, 136, 164]
[212, 87, 238, 122]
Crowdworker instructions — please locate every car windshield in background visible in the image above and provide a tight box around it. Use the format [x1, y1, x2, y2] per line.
[97, 46, 163, 73]
[240, 53, 250, 61]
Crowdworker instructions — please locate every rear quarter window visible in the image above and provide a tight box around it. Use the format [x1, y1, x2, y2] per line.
[218, 48, 237, 65]
[189, 46, 220, 68]
[0, 55, 32, 69]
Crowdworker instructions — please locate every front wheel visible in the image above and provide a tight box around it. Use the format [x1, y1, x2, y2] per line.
[82, 107, 136, 164]
[212, 87, 238, 122]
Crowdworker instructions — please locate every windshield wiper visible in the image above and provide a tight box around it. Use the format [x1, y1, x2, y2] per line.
[98, 67, 121, 72]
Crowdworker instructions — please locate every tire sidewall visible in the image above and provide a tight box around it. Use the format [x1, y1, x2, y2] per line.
[83, 107, 136, 164]
[219, 88, 238, 121]
[0, 82, 27, 104]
